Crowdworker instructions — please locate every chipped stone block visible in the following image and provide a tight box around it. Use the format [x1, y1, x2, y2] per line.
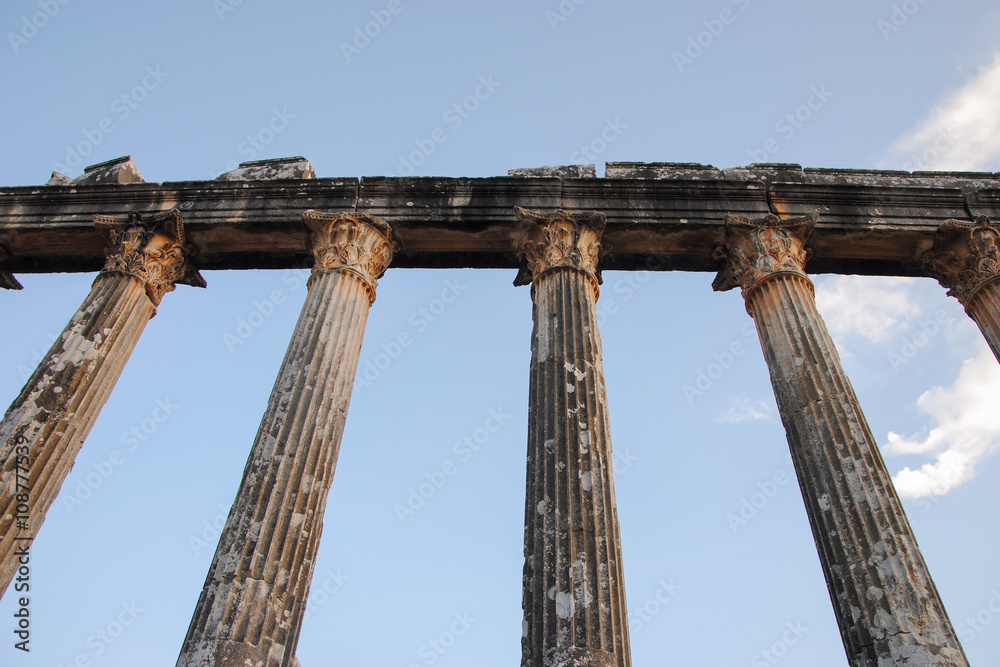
[746, 162, 804, 171]
[508, 164, 596, 178]
[605, 161, 721, 179]
[913, 170, 997, 180]
[71, 156, 145, 186]
[45, 171, 72, 186]
[215, 156, 316, 181]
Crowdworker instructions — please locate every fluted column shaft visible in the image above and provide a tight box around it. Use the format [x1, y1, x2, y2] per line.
[965, 280, 1000, 358]
[714, 214, 968, 667]
[925, 216, 1000, 364]
[515, 208, 630, 667]
[177, 212, 394, 667]
[0, 210, 201, 597]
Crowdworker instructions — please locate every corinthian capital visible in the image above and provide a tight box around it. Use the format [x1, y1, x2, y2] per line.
[302, 211, 396, 304]
[0, 246, 23, 290]
[712, 213, 818, 298]
[512, 207, 606, 290]
[924, 216, 1000, 307]
[94, 209, 206, 306]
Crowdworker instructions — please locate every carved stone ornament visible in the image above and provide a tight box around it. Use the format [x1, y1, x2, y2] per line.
[512, 207, 607, 292]
[0, 246, 23, 290]
[924, 216, 1000, 307]
[302, 211, 396, 304]
[712, 213, 818, 299]
[93, 209, 206, 306]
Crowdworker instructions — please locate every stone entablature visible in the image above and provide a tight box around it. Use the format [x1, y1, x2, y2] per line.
[2, 158, 999, 278]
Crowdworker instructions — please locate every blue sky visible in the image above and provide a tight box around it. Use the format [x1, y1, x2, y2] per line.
[2, 1, 1000, 665]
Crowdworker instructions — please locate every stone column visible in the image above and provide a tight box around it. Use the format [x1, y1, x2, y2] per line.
[924, 216, 1000, 363]
[0, 210, 203, 596]
[713, 213, 969, 667]
[177, 212, 395, 667]
[514, 207, 630, 667]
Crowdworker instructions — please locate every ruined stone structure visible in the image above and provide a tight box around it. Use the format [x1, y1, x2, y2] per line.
[3, 154, 999, 666]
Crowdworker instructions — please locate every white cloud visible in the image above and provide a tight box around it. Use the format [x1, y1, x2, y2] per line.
[815, 275, 920, 343]
[880, 54, 1000, 171]
[887, 345, 1000, 498]
[715, 396, 771, 423]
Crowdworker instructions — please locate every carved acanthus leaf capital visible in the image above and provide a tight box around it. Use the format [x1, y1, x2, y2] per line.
[0, 246, 23, 290]
[302, 211, 396, 304]
[924, 216, 1000, 306]
[512, 207, 606, 291]
[94, 209, 205, 306]
[712, 213, 817, 299]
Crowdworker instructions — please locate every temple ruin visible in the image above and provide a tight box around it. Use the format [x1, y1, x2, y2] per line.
[3, 154, 998, 666]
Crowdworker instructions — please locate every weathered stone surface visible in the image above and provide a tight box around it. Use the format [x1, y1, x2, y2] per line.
[0, 210, 201, 597]
[515, 208, 630, 667]
[70, 156, 144, 186]
[3, 165, 999, 276]
[711, 213, 817, 297]
[963, 279, 1000, 363]
[924, 216, 1000, 362]
[509, 164, 596, 179]
[714, 213, 969, 667]
[924, 216, 1000, 305]
[604, 161, 721, 180]
[45, 171, 72, 186]
[0, 160, 992, 664]
[967, 187, 1000, 220]
[176, 212, 394, 667]
[0, 246, 22, 290]
[94, 210, 206, 305]
[215, 157, 316, 181]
